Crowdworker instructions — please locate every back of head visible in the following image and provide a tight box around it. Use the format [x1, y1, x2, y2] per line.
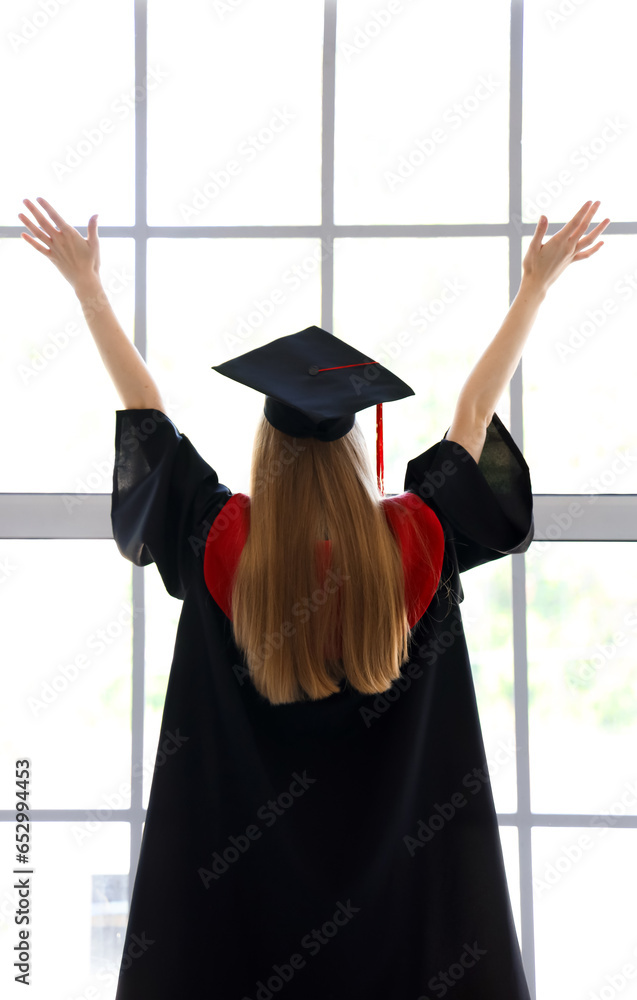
[231, 414, 436, 705]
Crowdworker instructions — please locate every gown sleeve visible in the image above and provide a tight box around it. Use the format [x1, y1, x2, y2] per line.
[110, 408, 233, 600]
[403, 410, 534, 575]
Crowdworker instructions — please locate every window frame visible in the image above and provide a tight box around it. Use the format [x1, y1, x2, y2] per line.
[0, 3, 635, 996]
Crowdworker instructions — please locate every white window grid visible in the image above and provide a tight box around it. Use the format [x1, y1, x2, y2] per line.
[0, 3, 635, 995]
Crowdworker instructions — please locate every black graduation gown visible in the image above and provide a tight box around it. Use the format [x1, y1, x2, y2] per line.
[110, 407, 534, 1000]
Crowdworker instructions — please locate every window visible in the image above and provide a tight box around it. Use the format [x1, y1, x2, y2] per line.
[1, 2, 635, 997]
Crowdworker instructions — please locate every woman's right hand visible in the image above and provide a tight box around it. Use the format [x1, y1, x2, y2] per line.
[18, 196, 101, 292]
[522, 199, 610, 293]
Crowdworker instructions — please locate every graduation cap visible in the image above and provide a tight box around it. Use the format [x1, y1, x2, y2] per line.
[211, 325, 415, 495]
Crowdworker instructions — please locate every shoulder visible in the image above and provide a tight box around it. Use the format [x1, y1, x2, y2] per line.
[382, 494, 445, 626]
[381, 491, 431, 511]
[381, 491, 443, 534]
[202, 493, 250, 618]
[380, 492, 445, 571]
[205, 492, 250, 540]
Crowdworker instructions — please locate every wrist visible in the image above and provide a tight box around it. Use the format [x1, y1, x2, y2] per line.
[73, 275, 103, 299]
[517, 273, 548, 305]
[74, 277, 108, 317]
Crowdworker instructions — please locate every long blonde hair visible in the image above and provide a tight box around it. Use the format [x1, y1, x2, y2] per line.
[230, 413, 442, 705]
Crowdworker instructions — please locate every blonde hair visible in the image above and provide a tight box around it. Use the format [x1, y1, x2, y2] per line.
[230, 413, 444, 705]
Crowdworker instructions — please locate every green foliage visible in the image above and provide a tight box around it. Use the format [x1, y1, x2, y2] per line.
[593, 686, 637, 731]
[145, 672, 170, 713]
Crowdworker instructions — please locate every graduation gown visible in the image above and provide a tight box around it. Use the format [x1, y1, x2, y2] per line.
[110, 407, 534, 1000]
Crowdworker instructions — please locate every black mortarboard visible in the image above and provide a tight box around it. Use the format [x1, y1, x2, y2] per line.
[211, 325, 414, 443]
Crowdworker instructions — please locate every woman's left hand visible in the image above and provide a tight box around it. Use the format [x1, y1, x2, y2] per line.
[18, 197, 101, 291]
[522, 200, 610, 293]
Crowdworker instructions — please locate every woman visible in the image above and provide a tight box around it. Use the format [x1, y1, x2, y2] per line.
[20, 196, 608, 999]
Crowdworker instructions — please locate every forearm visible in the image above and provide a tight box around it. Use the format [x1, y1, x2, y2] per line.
[74, 278, 166, 412]
[453, 275, 547, 427]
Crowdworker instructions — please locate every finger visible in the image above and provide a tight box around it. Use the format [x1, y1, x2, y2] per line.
[22, 197, 59, 238]
[18, 212, 52, 245]
[35, 196, 69, 230]
[576, 217, 611, 250]
[560, 200, 596, 240]
[20, 232, 51, 257]
[579, 200, 604, 234]
[562, 200, 592, 232]
[568, 200, 601, 240]
[87, 214, 98, 243]
[528, 214, 548, 252]
[588, 216, 611, 236]
[573, 241, 604, 262]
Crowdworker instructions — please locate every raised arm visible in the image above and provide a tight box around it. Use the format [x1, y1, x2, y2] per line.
[19, 196, 166, 413]
[447, 200, 610, 464]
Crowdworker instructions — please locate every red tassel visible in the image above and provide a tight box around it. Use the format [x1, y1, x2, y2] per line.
[376, 403, 384, 497]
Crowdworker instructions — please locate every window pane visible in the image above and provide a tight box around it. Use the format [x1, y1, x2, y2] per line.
[144, 566, 180, 808]
[533, 828, 637, 1000]
[335, 0, 510, 224]
[333, 237, 510, 495]
[0, 821, 129, 1000]
[522, 235, 637, 493]
[0, 541, 132, 809]
[527, 542, 637, 814]
[499, 826, 522, 946]
[147, 238, 322, 493]
[0, 237, 134, 491]
[523, 2, 637, 222]
[462, 558, 517, 814]
[0, 0, 134, 225]
[147, 0, 323, 225]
